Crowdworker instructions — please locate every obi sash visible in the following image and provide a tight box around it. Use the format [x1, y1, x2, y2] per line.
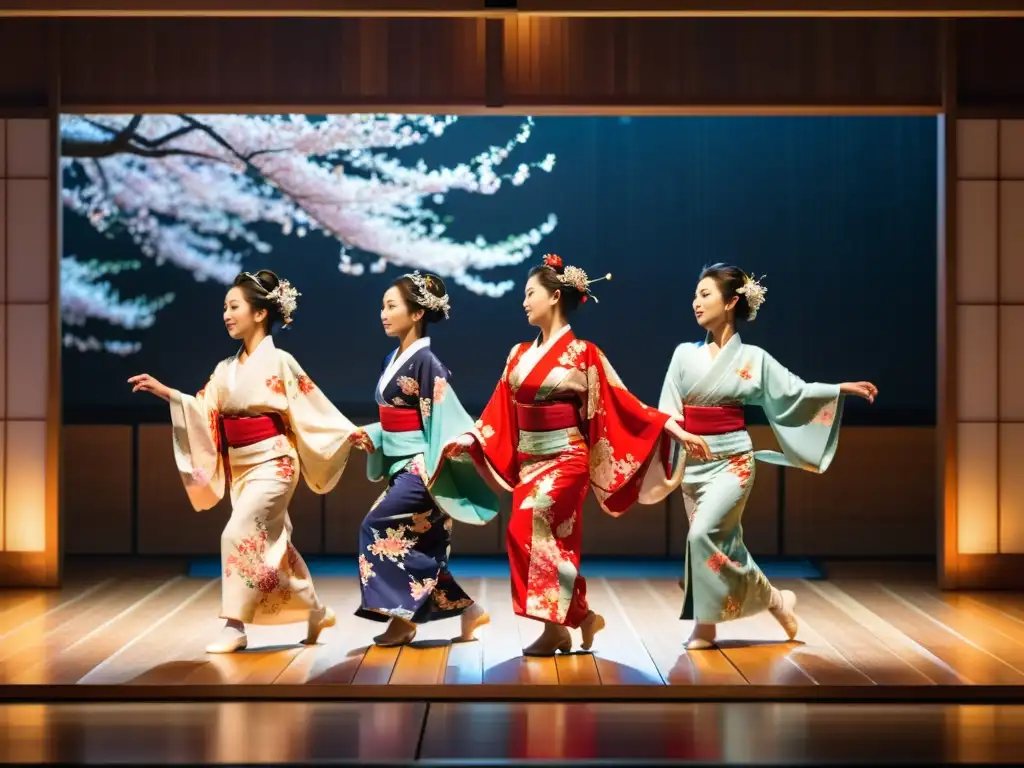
[679, 405, 745, 436]
[516, 401, 579, 432]
[661, 405, 746, 473]
[221, 413, 287, 448]
[219, 413, 288, 484]
[379, 405, 421, 433]
[378, 405, 427, 473]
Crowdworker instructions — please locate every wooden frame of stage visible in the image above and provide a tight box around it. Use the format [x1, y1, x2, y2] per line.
[0, 11, 1020, 719]
[1, 566, 1023, 703]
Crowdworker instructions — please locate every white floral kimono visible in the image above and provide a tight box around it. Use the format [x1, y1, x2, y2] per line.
[170, 336, 359, 625]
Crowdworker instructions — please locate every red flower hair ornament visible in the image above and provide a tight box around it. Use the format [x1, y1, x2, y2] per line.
[540, 254, 611, 304]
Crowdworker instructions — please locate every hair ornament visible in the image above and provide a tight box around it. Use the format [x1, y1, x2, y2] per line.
[243, 271, 300, 325]
[735, 273, 767, 321]
[541, 254, 612, 304]
[406, 270, 451, 319]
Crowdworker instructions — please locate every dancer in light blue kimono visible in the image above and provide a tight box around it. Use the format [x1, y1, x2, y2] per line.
[643, 263, 878, 650]
[356, 272, 499, 647]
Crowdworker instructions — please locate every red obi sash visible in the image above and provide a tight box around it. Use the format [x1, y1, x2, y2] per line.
[221, 413, 287, 448]
[379, 405, 421, 433]
[516, 401, 579, 432]
[679, 405, 745, 436]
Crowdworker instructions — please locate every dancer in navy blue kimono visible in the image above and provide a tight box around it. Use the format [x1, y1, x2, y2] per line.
[356, 272, 500, 647]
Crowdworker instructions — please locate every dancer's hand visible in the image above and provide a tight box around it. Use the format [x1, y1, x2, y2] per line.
[839, 381, 878, 404]
[348, 428, 375, 453]
[128, 373, 172, 402]
[663, 419, 712, 461]
[445, 434, 474, 459]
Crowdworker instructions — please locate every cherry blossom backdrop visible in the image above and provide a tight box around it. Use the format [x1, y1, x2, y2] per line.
[61, 114, 938, 420]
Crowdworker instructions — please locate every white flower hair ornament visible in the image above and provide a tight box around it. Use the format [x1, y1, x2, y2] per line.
[736, 274, 767, 321]
[243, 272, 301, 326]
[406, 271, 451, 319]
[266, 280, 300, 325]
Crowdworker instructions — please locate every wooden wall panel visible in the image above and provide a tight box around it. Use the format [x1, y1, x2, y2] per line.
[784, 427, 937, 556]
[503, 17, 940, 107]
[63, 425, 132, 554]
[0, 19, 48, 110]
[957, 19, 1024, 111]
[64, 425, 936, 558]
[58, 17, 486, 108]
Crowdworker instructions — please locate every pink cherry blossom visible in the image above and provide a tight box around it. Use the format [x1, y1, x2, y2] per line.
[60, 113, 559, 353]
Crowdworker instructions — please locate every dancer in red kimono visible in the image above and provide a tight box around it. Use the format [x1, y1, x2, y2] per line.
[445, 254, 704, 656]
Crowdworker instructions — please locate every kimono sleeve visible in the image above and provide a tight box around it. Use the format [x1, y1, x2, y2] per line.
[279, 352, 359, 494]
[635, 344, 690, 504]
[584, 345, 673, 515]
[753, 350, 844, 473]
[363, 353, 391, 483]
[418, 355, 500, 526]
[447, 344, 523, 493]
[169, 366, 226, 512]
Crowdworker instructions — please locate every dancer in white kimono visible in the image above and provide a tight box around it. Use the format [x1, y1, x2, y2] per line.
[129, 269, 373, 653]
[644, 263, 878, 650]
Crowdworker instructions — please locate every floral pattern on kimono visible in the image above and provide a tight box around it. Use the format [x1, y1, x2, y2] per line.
[355, 340, 488, 624]
[168, 336, 360, 626]
[451, 325, 672, 627]
[654, 333, 845, 625]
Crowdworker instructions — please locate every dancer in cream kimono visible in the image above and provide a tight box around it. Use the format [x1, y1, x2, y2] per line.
[357, 272, 498, 647]
[445, 254, 705, 656]
[129, 269, 373, 653]
[647, 263, 878, 650]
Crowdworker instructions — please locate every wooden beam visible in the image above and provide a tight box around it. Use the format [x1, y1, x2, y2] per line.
[937, 18, 958, 589]
[1, 0, 1024, 17]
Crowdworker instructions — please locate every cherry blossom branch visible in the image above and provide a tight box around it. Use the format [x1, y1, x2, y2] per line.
[60, 113, 559, 353]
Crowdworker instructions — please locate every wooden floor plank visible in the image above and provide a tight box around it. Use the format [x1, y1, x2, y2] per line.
[8, 577, 209, 685]
[272, 580, 370, 685]
[956, 593, 1024, 636]
[555, 652, 602, 685]
[832, 581, 1024, 686]
[881, 584, 1024, 676]
[789, 580, 935, 686]
[586, 577, 664, 686]
[0, 573, 1021, 694]
[805, 580, 966, 686]
[351, 645, 402, 685]
[741, 581, 876, 687]
[443, 579, 485, 685]
[618, 580, 746, 685]
[647, 578, 808, 686]
[77, 580, 219, 685]
[481, 578, 530, 685]
[0, 580, 115, 640]
[0, 578, 175, 684]
[389, 617, 453, 686]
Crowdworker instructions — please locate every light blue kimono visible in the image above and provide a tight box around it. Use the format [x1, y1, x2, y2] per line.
[656, 333, 843, 624]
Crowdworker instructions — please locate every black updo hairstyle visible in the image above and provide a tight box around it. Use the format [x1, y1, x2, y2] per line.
[698, 263, 752, 323]
[392, 272, 449, 336]
[232, 269, 287, 333]
[527, 258, 585, 316]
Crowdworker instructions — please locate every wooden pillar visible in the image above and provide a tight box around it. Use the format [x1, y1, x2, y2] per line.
[941, 19, 1024, 588]
[0, 24, 61, 587]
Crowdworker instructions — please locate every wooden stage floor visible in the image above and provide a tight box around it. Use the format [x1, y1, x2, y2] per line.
[1, 565, 1023, 702]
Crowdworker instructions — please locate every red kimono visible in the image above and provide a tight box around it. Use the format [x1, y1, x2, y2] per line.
[459, 325, 672, 628]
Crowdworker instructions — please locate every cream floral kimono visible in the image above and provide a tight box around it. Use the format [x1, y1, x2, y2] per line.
[170, 336, 359, 625]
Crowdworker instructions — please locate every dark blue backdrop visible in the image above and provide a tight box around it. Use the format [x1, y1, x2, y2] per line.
[62, 115, 937, 424]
